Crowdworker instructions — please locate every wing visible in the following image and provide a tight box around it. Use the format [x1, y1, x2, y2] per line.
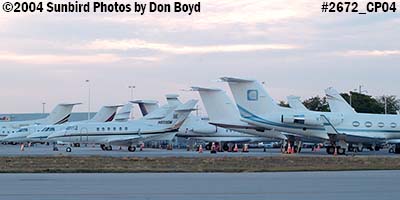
[106, 132, 177, 146]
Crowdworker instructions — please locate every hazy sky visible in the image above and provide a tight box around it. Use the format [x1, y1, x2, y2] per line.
[0, 0, 399, 116]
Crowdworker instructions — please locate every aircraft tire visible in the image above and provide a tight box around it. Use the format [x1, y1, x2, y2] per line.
[66, 147, 72, 152]
[105, 145, 112, 151]
[337, 147, 346, 155]
[222, 143, 229, 151]
[348, 146, 354, 152]
[128, 146, 136, 152]
[326, 146, 335, 154]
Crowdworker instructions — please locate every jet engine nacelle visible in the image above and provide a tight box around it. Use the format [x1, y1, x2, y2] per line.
[181, 123, 218, 134]
[281, 114, 323, 126]
[191, 125, 218, 134]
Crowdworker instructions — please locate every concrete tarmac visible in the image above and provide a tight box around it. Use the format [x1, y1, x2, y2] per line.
[0, 144, 396, 157]
[0, 171, 398, 200]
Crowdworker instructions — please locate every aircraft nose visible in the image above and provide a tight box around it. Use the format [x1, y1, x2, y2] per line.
[47, 131, 63, 139]
[2, 134, 16, 142]
[26, 134, 38, 139]
[47, 134, 56, 139]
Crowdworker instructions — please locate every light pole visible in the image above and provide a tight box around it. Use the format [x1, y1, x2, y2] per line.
[128, 85, 135, 101]
[349, 89, 357, 107]
[384, 95, 387, 115]
[42, 102, 46, 114]
[86, 80, 91, 120]
[358, 85, 368, 94]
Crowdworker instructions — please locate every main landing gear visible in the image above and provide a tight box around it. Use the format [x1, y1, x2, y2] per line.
[326, 146, 346, 155]
[100, 144, 112, 151]
[389, 144, 400, 154]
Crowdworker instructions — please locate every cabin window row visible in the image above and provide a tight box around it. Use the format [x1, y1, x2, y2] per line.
[352, 121, 397, 128]
[1, 131, 15, 134]
[96, 127, 128, 131]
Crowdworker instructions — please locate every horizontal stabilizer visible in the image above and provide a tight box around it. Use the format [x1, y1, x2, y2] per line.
[220, 77, 255, 83]
[191, 87, 222, 92]
[166, 94, 182, 107]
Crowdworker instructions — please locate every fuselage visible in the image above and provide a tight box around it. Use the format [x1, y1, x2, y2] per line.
[238, 105, 331, 141]
[335, 112, 400, 140]
[47, 119, 176, 145]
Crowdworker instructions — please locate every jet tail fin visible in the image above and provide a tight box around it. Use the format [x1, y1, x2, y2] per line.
[130, 100, 159, 117]
[287, 95, 308, 111]
[163, 99, 198, 130]
[325, 87, 356, 113]
[113, 103, 133, 122]
[166, 94, 182, 107]
[140, 94, 181, 120]
[90, 105, 121, 122]
[44, 103, 81, 125]
[220, 77, 283, 117]
[192, 87, 243, 125]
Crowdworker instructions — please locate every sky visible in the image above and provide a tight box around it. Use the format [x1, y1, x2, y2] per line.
[0, 0, 399, 116]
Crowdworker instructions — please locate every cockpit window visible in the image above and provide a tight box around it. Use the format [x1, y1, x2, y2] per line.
[17, 128, 28, 132]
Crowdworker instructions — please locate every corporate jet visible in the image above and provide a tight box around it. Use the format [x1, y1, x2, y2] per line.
[222, 77, 400, 155]
[0, 103, 80, 140]
[47, 100, 198, 152]
[177, 114, 276, 151]
[219, 77, 336, 151]
[24, 103, 134, 146]
[325, 87, 400, 153]
[133, 92, 279, 151]
[193, 87, 329, 152]
[3, 104, 125, 143]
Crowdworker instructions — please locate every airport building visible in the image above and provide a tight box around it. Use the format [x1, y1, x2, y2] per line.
[0, 112, 96, 122]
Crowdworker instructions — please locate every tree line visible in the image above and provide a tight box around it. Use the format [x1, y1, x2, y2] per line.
[279, 92, 400, 114]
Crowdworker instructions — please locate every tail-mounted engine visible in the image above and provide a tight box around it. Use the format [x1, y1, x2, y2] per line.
[281, 114, 323, 126]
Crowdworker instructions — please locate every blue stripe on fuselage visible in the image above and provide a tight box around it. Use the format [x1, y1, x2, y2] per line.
[237, 105, 400, 134]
